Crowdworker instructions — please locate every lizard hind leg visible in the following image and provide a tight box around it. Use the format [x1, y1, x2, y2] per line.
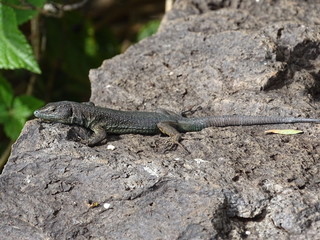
[81, 125, 107, 147]
[156, 121, 190, 154]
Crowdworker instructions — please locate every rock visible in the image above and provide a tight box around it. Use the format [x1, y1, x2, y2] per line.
[1, 0, 320, 239]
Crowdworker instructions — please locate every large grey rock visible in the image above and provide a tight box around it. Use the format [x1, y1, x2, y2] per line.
[1, 0, 320, 239]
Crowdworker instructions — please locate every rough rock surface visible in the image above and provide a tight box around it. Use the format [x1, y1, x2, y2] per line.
[1, 0, 320, 239]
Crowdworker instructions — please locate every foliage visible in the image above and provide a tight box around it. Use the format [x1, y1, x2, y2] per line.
[0, 0, 45, 73]
[39, 13, 121, 101]
[0, 76, 43, 140]
[0, 1, 45, 143]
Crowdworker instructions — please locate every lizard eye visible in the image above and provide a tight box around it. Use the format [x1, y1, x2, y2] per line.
[47, 105, 56, 112]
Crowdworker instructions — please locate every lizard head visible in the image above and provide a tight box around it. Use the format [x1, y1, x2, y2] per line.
[34, 101, 75, 124]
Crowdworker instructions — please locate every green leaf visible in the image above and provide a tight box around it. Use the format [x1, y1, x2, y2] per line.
[136, 20, 160, 42]
[12, 95, 43, 120]
[0, 4, 41, 73]
[265, 129, 304, 135]
[0, 74, 14, 107]
[2, 95, 43, 140]
[12, 97, 32, 119]
[9, 0, 45, 25]
[4, 115, 25, 140]
[15, 95, 44, 112]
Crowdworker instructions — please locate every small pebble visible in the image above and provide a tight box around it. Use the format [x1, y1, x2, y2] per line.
[194, 158, 208, 163]
[103, 203, 111, 209]
[107, 145, 116, 150]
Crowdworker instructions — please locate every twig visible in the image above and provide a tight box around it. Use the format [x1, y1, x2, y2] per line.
[26, 14, 41, 95]
[0, 0, 89, 17]
[0, 0, 37, 10]
[42, 0, 89, 17]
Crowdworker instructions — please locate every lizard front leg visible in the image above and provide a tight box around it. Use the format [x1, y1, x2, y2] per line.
[81, 125, 106, 147]
[157, 121, 189, 153]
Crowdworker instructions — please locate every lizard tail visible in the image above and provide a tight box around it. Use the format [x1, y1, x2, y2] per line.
[177, 115, 320, 132]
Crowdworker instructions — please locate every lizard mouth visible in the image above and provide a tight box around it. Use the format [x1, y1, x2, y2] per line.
[34, 110, 55, 120]
[34, 110, 66, 122]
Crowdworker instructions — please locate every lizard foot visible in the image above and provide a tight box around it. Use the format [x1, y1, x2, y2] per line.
[156, 121, 190, 153]
[163, 138, 190, 154]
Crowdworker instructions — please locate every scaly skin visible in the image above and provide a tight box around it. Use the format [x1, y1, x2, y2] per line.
[34, 101, 320, 147]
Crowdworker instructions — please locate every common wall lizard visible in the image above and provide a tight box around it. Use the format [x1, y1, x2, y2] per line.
[34, 101, 320, 147]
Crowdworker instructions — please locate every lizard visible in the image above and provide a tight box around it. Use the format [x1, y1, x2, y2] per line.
[34, 101, 320, 148]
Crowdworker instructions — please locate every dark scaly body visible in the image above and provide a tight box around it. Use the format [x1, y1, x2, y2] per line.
[34, 101, 320, 146]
